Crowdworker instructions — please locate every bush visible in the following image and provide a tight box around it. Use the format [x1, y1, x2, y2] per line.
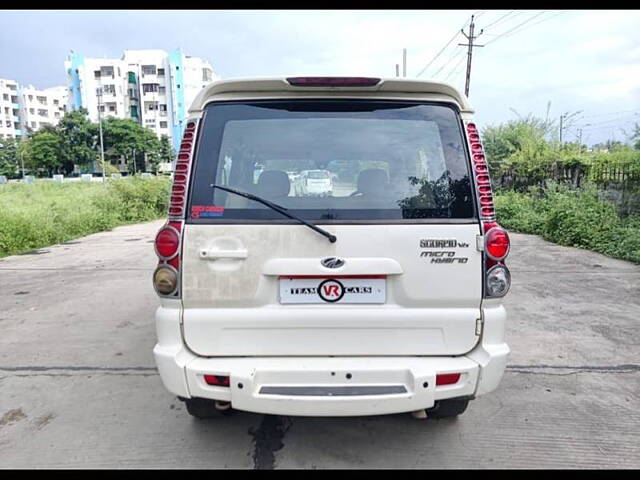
[0, 176, 170, 258]
[495, 184, 640, 264]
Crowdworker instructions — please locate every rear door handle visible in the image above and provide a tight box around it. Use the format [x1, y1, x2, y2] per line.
[199, 248, 248, 260]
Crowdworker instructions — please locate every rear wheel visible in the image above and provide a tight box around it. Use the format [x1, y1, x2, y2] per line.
[427, 398, 469, 419]
[184, 398, 232, 419]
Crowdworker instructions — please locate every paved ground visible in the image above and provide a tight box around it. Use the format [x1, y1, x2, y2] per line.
[0, 220, 638, 469]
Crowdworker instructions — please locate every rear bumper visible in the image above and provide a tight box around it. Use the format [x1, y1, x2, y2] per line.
[153, 303, 509, 417]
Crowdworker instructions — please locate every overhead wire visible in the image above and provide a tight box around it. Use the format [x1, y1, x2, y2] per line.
[481, 10, 516, 31]
[483, 11, 549, 46]
[415, 15, 472, 77]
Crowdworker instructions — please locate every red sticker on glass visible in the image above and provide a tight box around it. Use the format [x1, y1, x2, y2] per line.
[191, 205, 225, 218]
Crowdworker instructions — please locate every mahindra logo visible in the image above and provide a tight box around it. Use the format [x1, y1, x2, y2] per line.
[321, 257, 345, 269]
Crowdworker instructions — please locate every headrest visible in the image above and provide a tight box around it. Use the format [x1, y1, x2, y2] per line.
[357, 168, 389, 195]
[256, 170, 290, 198]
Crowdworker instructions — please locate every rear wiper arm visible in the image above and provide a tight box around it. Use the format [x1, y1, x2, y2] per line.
[212, 184, 337, 243]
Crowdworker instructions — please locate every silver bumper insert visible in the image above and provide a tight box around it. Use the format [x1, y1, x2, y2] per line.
[259, 385, 407, 396]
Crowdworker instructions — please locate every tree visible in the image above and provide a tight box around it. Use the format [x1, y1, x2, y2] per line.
[0, 137, 21, 179]
[22, 131, 63, 176]
[153, 135, 175, 174]
[629, 122, 640, 150]
[101, 118, 162, 174]
[57, 108, 99, 174]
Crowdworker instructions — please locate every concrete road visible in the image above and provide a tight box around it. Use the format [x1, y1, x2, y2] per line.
[0, 220, 638, 469]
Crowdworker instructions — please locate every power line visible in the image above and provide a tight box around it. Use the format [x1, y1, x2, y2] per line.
[415, 17, 471, 77]
[577, 114, 640, 128]
[501, 10, 567, 39]
[483, 11, 548, 46]
[581, 108, 640, 119]
[443, 54, 467, 82]
[481, 10, 516, 31]
[433, 50, 467, 78]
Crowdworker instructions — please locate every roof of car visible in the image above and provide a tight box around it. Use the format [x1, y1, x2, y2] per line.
[188, 77, 473, 114]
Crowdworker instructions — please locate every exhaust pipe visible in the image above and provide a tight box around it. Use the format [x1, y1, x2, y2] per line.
[215, 401, 231, 411]
[411, 409, 428, 419]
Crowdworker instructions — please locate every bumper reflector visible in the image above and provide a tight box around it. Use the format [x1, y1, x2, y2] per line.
[204, 375, 230, 387]
[436, 373, 461, 386]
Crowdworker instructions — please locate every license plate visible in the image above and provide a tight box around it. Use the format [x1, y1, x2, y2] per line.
[279, 277, 386, 304]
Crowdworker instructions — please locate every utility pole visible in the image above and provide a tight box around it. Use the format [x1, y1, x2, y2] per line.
[402, 48, 407, 77]
[395, 64, 399, 78]
[458, 15, 484, 97]
[559, 114, 564, 145]
[96, 87, 106, 182]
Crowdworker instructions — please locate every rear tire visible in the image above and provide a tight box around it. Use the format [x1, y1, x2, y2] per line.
[427, 398, 469, 419]
[184, 398, 231, 419]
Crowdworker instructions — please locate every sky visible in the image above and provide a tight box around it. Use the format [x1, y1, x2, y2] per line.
[1, 9, 639, 146]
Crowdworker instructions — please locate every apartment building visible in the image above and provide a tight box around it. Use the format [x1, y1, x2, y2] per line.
[0, 78, 22, 139]
[65, 48, 217, 151]
[18, 85, 68, 134]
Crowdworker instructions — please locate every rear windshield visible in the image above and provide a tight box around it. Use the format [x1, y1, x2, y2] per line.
[188, 100, 475, 222]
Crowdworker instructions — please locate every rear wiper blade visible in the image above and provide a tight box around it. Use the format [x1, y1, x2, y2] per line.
[212, 184, 337, 243]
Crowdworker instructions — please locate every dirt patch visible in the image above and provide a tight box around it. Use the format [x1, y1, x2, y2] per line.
[0, 408, 27, 427]
[33, 413, 56, 430]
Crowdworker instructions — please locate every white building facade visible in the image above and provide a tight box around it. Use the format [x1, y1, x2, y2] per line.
[18, 85, 68, 134]
[65, 49, 217, 151]
[0, 78, 22, 139]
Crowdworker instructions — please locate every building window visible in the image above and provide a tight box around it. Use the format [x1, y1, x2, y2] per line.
[159, 86, 166, 95]
[5, 121, 10, 127]
[94, 70, 101, 78]
[54, 99, 59, 105]
[55, 112, 60, 118]
[28, 94, 33, 101]
[157, 68, 165, 76]
[128, 72, 137, 84]
[142, 83, 159, 93]
[102, 84, 116, 95]
[100, 66, 114, 78]
[203, 68, 212, 82]
[159, 121, 167, 128]
[38, 109, 49, 117]
[31, 121, 36, 128]
[29, 108, 35, 114]
[108, 104, 116, 112]
[37, 96, 47, 105]
[2, 94, 8, 101]
[130, 106, 138, 118]
[99, 105, 105, 112]
[142, 65, 157, 75]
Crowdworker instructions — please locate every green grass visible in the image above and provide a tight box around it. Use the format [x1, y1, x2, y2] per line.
[495, 185, 640, 264]
[0, 177, 171, 258]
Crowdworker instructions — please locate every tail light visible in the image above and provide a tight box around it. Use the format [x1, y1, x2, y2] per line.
[485, 226, 510, 261]
[152, 120, 198, 298]
[465, 122, 511, 298]
[286, 77, 381, 87]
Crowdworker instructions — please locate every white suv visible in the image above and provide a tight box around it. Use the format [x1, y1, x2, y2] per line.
[152, 77, 511, 419]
